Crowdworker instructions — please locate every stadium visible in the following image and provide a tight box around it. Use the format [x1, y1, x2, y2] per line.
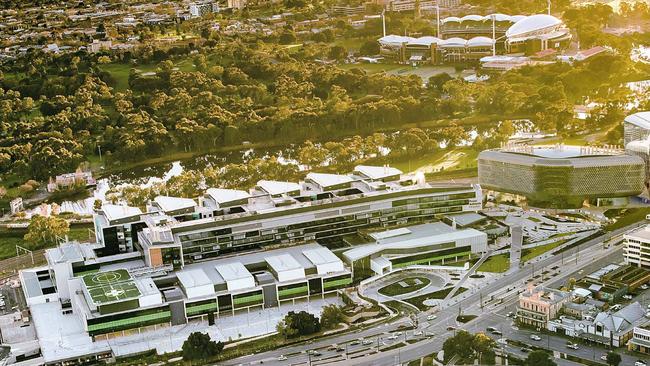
[478, 144, 645, 207]
[378, 13, 571, 64]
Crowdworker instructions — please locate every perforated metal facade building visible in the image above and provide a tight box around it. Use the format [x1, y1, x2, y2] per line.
[478, 147, 645, 207]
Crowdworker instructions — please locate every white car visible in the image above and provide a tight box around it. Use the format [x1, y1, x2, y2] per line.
[623, 295, 633, 300]
[277, 355, 287, 361]
[497, 338, 508, 345]
[600, 355, 608, 361]
[362, 339, 373, 345]
[427, 314, 438, 321]
[635, 361, 647, 366]
[566, 343, 579, 350]
[387, 334, 399, 340]
[530, 335, 541, 341]
[641, 284, 649, 290]
[414, 331, 423, 336]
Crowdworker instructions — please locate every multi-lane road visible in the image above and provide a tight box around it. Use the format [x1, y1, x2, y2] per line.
[222, 222, 648, 366]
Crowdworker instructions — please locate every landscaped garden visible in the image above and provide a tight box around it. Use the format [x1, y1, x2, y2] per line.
[378, 277, 431, 297]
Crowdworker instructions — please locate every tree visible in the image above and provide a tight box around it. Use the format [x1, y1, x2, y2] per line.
[605, 352, 621, 366]
[277, 311, 321, 339]
[328, 45, 347, 61]
[359, 40, 380, 56]
[181, 332, 224, 361]
[320, 304, 344, 330]
[524, 350, 556, 366]
[442, 330, 475, 363]
[23, 215, 70, 249]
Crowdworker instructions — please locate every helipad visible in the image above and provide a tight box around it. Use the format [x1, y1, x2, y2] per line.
[82, 269, 141, 305]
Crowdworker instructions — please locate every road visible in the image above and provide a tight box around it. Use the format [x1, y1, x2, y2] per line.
[220, 222, 648, 366]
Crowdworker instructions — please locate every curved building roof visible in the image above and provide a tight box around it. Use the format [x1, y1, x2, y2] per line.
[441, 16, 461, 23]
[439, 37, 468, 47]
[467, 36, 495, 47]
[408, 36, 441, 46]
[378, 34, 416, 46]
[626, 139, 650, 154]
[624, 111, 650, 130]
[510, 15, 528, 22]
[460, 14, 484, 22]
[490, 13, 514, 22]
[506, 14, 562, 38]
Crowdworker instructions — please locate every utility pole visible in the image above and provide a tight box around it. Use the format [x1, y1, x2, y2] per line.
[436, 4, 440, 38]
[492, 14, 496, 57]
[547, 0, 551, 15]
[381, 9, 386, 37]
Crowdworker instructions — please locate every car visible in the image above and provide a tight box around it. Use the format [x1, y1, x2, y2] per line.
[277, 355, 287, 361]
[520, 347, 531, 353]
[362, 339, 373, 345]
[414, 331, 423, 336]
[530, 335, 541, 341]
[511, 326, 519, 331]
[566, 343, 579, 350]
[349, 340, 360, 346]
[611, 304, 622, 311]
[446, 326, 456, 331]
[496, 338, 508, 345]
[506, 312, 514, 318]
[623, 294, 633, 300]
[336, 347, 345, 352]
[387, 334, 399, 340]
[486, 327, 497, 332]
[427, 314, 438, 321]
[327, 345, 337, 351]
[641, 284, 649, 290]
[491, 330, 503, 336]
[635, 361, 647, 366]
[600, 355, 608, 361]
[395, 332, 403, 336]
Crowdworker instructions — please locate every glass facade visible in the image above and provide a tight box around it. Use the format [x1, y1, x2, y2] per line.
[176, 188, 478, 263]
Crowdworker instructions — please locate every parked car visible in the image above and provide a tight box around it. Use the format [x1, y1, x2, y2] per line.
[641, 284, 648, 290]
[530, 334, 541, 341]
[520, 347, 531, 353]
[491, 330, 503, 336]
[635, 360, 647, 366]
[446, 326, 456, 331]
[277, 355, 287, 361]
[623, 294, 633, 300]
[427, 314, 438, 321]
[566, 343, 579, 350]
[600, 354, 608, 361]
[497, 338, 508, 345]
[486, 327, 497, 332]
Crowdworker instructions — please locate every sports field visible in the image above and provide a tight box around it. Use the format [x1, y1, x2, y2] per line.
[83, 269, 141, 304]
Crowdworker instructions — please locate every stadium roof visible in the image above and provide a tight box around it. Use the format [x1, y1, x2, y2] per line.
[407, 36, 441, 46]
[624, 111, 650, 130]
[467, 36, 495, 47]
[461, 14, 484, 22]
[506, 14, 562, 38]
[378, 34, 416, 46]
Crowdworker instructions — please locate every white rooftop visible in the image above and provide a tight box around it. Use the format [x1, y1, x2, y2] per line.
[205, 188, 251, 204]
[176, 268, 212, 289]
[625, 111, 650, 130]
[343, 225, 485, 262]
[369, 227, 411, 241]
[154, 196, 196, 212]
[306, 172, 354, 188]
[102, 204, 142, 222]
[506, 14, 562, 38]
[303, 247, 341, 266]
[354, 165, 402, 180]
[266, 254, 302, 272]
[214, 262, 255, 291]
[257, 180, 301, 196]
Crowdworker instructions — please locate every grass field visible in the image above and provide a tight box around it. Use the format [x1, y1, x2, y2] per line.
[604, 207, 650, 231]
[405, 287, 467, 311]
[0, 223, 94, 261]
[378, 277, 430, 297]
[477, 254, 510, 273]
[521, 240, 567, 262]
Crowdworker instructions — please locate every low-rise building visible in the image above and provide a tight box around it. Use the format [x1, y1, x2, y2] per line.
[516, 286, 570, 329]
[629, 324, 650, 355]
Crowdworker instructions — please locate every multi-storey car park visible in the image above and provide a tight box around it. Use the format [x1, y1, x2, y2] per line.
[478, 144, 646, 208]
[17, 165, 485, 365]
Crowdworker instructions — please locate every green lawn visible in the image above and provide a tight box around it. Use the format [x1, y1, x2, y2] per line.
[337, 63, 404, 74]
[378, 277, 430, 297]
[478, 254, 510, 273]
[604, 207, 650, 232]
[0, 224, 94, 260]
[521, 239, 567, 263]
[404, 287, 467, 311]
